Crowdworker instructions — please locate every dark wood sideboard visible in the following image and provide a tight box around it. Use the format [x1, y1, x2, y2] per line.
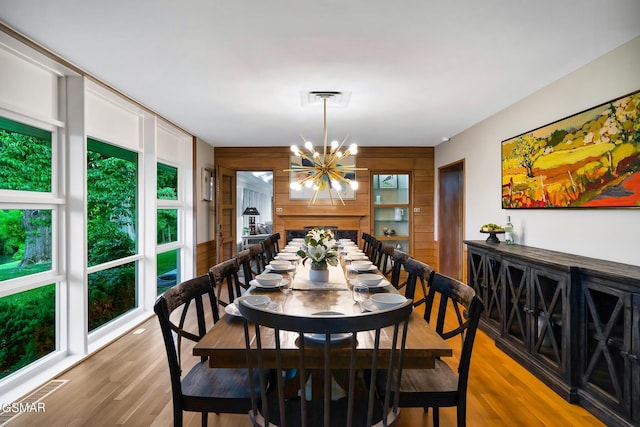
[465, 240, 640, 427]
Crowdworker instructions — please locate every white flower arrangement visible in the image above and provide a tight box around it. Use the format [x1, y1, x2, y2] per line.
[297, 228, 339, 268]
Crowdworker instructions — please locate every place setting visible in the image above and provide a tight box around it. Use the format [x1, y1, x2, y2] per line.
[224, 294, 282, 318]
[346, 260, 377, 273]
[249, 272, 290, 290]
[301, 311, 353, 345]
[265, 260, 296, 273]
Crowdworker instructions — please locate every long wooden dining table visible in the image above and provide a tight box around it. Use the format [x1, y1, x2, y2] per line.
[194, 250, 452, 370]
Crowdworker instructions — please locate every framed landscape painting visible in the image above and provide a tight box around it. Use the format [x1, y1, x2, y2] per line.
[501, 90, 640, 208]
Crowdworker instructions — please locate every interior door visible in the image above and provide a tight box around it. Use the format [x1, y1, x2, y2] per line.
[216, 166, 236, 263]
[438, 161, 464, 280]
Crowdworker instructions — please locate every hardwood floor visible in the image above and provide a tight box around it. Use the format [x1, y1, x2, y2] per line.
[7, 289, 603, 427]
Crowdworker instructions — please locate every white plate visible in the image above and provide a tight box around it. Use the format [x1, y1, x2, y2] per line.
[360, 299, 378, 312]
[346, 255, 369, 261]
[275, 254, 300, 261]
[224, 303, 242, 317]
[304, 333, 352, 343]
[266, 265, 296, 272]
[349, 278, 390, 289]
[347, 265, 377, 273]
[249, 279, 289, 289]
[281, 247, 300, 252]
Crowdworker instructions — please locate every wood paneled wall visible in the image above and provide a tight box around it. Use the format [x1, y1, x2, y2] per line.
[196, 240, 216, 275]
[213, 146, 436, 267]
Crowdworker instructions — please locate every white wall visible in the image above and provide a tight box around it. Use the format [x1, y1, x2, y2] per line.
[435, 36, 640, 267]
[195, 137, 215, 244]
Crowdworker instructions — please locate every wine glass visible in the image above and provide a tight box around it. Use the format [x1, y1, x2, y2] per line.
[281, 265, 295, 295]
[352, 282, 369, 308]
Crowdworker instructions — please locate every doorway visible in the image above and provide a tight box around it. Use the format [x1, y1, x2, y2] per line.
[438, 161, 464, 280]
[236, 171, 274, 251]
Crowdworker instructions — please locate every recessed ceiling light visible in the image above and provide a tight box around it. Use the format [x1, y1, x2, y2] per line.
[442, 137, 451, 142]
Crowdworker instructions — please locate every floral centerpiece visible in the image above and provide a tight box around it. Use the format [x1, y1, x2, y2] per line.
[297, 228, 339, 282]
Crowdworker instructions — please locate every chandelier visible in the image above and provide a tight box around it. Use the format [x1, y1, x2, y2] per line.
[285, 92, 367, 205]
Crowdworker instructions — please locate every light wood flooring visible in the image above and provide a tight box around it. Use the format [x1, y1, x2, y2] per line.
[6, 286, 604, 427]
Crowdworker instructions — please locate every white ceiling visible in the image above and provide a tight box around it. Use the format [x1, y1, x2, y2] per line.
[1, 1, 639, 147]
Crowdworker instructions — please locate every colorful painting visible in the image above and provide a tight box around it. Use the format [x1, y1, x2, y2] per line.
[502, 90, 640, 208]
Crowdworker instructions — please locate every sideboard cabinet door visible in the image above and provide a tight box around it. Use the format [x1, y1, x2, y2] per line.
[578, 274, 640, 425]
[467, 245, 502, 338]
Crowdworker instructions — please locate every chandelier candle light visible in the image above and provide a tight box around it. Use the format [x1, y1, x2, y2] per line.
[285, 92, 367, 205]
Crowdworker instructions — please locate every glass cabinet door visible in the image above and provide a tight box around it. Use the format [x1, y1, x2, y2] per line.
[372, 173, 410, 252]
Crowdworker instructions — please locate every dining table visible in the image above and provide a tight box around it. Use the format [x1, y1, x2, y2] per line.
[194, 242, 452, 370]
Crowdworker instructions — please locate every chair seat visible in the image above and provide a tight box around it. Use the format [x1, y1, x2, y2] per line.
[254, 397, 386, 427]
[379, 359, 460, 408]
[181, 361, 256, 414]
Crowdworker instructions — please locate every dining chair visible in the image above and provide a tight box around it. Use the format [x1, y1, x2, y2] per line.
[209, 258, 244, 308]
[238, 299, 414, 427]
[261, 237, 277, 263]
[361, 232, 372, 254]
[389, 249, 411, 292]
[375, 243, 396, 279]
[365, 236, 379, 261]
[380, 272, 485, 427]
[235, 244, 268, 289]
[269, 232, 281, 253]
[402, 258, 434, 302]
[154, 274, 257, 426]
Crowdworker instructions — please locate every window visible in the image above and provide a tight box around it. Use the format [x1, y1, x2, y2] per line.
[0, 117, 56, 379]
[0, 284, 56, 379]
[0, 118, 52, 193]
[156, 162, 180, 295]
[87, 139, 138, 331]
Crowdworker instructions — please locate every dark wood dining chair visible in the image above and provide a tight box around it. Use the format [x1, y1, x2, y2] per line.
[380, 272, 484, 427]
[361, 232, 372, 254]
[238, 299, 413, 427]
[389, 248, 411, 292]
[209, 258, 244, 308]
[154, 274, 257, 426]
[365, 236, 379, 261]
[269, 232, 281, 253]
[235, 244, 268, 289]
[261, 237, 277, 263]
[403, 258, 435, 307]
[376, 243, 396, 279]
[402, 258, 434, 302]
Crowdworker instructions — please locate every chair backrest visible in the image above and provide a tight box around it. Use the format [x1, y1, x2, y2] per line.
[389, 249, 411, 291]
[365, 236, 379, 260]
[269, 232, 281, 253]
[238, 299, 413, 427]
[235, 244, 269, 288]
[261, 238, 277, 263]
[361, 232, 372, 253]
[423, 272, 484, 393]
[208, 258, 243, 307]
[403, 258, 435, 301]
[154, 274, 218, 400]
[377, 243, 396, 278]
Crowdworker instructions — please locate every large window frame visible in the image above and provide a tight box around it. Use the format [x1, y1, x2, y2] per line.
[0, 29, 194, 405]
[0, 111, 67, 383]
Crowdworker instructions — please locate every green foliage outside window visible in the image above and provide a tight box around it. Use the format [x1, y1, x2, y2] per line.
[0, 285, 55, 379]
[87, 140, 138, 331]
[157, 163, 177, 200]
[88, 262, 136, 331]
